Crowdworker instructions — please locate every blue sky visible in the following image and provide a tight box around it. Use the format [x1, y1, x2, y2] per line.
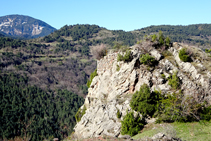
[0, 0, 211, 31]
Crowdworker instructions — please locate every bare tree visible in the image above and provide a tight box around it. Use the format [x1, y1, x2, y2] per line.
[92, 44, 107, 60]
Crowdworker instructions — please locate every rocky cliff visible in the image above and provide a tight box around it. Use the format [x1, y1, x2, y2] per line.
[73, 41, 211, 139]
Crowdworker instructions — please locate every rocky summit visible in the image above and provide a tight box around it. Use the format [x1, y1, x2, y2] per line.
[0, 15, 56, 39]
[73, 41, 211, 139]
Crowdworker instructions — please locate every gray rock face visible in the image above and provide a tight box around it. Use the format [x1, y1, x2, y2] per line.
[74, 43, 211, 139]
[150, 49, 163, 61]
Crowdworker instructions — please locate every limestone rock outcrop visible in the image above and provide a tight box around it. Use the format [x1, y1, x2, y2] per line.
[74, 42, 211, 139]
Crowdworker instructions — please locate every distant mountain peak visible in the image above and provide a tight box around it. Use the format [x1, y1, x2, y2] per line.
[0, 14, 56, 39]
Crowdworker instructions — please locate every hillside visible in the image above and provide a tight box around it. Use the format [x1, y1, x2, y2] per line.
[37, 24, 211, 51]
[2, 23, 210, 98]
[135, 24, 211, 49]
[73, 35, 211, 140]
[0, 15, 56, 39]
[1, 23, 211, 140]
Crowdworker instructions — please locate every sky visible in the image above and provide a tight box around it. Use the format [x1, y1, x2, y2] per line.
[0, 0, 211, 31]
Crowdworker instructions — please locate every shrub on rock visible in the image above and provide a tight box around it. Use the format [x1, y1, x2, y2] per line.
[139, 53, 156, 66]
[75, 105, 87, 122]
[130, 84, 161, 117]
[168, 71, 180, 89]
[87, 69, 97, 88]
[179, 48, 191, 62]
[121, 111, 145, 136]
[117, 50, 132, 62]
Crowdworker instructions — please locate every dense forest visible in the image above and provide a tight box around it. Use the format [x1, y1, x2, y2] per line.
[0, 73, 84, 140]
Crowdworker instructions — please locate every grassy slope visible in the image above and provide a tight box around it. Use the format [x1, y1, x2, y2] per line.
[133, 121, 211, 141]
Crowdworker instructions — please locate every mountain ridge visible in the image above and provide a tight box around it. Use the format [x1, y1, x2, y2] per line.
[0, 14, 56, 39]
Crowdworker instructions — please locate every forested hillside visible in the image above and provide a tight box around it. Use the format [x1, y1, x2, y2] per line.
[0, 34, 94, 140]
[38, 24, 211, 50]
[135, 24, 211, 48]
[0, 73, 84, 140]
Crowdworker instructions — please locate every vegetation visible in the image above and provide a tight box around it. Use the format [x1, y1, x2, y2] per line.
[87, 69, 98, 88]
[116, 64, 120, 71]
[0, 73, 84, 140]
[158, 31, 165, 45]
[129, 84, 211, 125]
[130, 84, 161, 117]
[117, 50, 132, 62]
[161, 73, 166, 79]
[205, 48, 211, 57]
[179, 48, 192, 62]
[148, 31, 171, 48]
[139, 53, 156, 66]
[53, 24, 102, 41]
[133, 121, 211, 141]
[92, 44, 107, 60]
[165, 36, 171, 47]
[75, 105, 87, 122]
[168, 71, 180, 89]
[117, 109, 121, 119]
[121, 111, 146, 136]
[156, 90, 211, 123]
[137, 24, 211, 48]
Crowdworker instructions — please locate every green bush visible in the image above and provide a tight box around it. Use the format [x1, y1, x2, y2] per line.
[117, 109, 121, 119]
[151, 34, 157, 42]
[130, 84, 161, 117]
[165, 37, 171, 47]
[156, 91, 210, 123]
[139, 53, 156, 66]
[156, 92, 184, 123]
[75, 105, 87, 122]
[205, 49, 211, 53]
[87, 69, 98, 88]
[117, 50, 132, 62]
[116, 64, 120, 71]
[121, 111, 146, 136]
[179, 48, 191, 62]
[168, 71, 180, 89]
[161, 73, 166, 79]
[158, 31, 165, 45]
[199, 105, 211, 120]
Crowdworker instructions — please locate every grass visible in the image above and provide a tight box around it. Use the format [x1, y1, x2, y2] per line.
[132, 121, 211, 141]
[80, 59, 88, 63]
[62, 36, 73, 41]
[43, 42, 58, 47]
[165, 56, 178, 67]
[162, 50, 173, 57]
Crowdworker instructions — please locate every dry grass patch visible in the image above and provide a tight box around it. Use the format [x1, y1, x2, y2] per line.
[62, 36, 73, 41]
[165, 56, 178, 67]
[91, 30, 116, 40]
